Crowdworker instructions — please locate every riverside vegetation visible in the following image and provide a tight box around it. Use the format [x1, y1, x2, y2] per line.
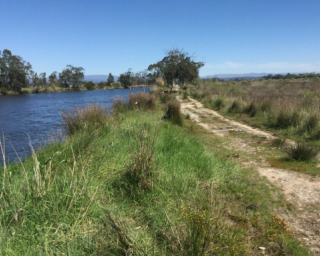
[0, 92, 310, 255]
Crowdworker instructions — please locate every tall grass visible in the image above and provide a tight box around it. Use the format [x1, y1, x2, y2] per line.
[61, 104, 109, 135]
[165, 100, 184, 126]
[129, 92, 156, 110]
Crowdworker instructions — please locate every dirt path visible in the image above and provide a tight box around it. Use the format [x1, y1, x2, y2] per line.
[179, 96, 320, 255]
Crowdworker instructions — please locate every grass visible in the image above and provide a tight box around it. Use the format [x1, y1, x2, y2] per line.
[0, 93, 311, 255]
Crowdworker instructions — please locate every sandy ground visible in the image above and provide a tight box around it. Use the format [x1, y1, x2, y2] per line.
[179, 96, 320, 255]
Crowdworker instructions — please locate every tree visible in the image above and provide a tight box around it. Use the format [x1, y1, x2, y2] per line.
[148, 48, 204, 87]
[107, 73, 114, 87]
[119, 69, 133, 88]
[30, 71, 40, 91]
[49, 71, 57, 84]
[59, 65, 84, 89]
[39, 72, 46, 86]
[0, 49, 32, 93]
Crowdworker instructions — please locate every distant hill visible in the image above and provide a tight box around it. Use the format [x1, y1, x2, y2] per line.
[202, 73, 270, 80]
[84, 75, 119, 83]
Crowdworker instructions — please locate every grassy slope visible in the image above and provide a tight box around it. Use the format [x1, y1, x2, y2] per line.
[0, 103, 310, 255]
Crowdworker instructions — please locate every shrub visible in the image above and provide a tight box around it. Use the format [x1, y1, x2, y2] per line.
[128, 92, 155, 110]
[183, 91, 189, 99]
[98, 82, 105, 89]
[61, 104, 108, 135]
[112, 82, 122, 88]
[156, 77, 165, 87]
[287, 143, 318, 161]
[85, 81, 95, 90]
[165, 100, 184, 126]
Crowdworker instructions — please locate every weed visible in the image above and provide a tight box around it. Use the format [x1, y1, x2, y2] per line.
[287, 143, 318, 161]
[180, 205, 211, 256]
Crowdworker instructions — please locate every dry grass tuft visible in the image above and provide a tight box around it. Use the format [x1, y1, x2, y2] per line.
[129, 92, 156, 110]
[165, 100, 184, 126]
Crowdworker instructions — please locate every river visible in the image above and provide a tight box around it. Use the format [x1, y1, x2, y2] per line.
[0, 87, 148, 163]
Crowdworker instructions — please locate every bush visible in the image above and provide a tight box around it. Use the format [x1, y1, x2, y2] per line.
[98, 82, 105, 89]
[165, 100, 184, 126]
[128, 92, 155, 110]
[61, 104, 108, 135]
[287, 143, 318, 161]
[85, 81, 95, 90]
[112, 82, 122, 88]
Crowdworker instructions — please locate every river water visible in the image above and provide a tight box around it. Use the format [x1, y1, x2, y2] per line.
[0, 87, 148, 163]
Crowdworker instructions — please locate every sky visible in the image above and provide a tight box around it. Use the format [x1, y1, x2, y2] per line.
[1, 0, 320, 77]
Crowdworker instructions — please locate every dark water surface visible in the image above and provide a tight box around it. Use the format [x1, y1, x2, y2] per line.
[0, 87, 148, 163]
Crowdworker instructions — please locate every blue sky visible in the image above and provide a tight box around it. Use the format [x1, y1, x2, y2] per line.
[1, 0, 320, 76]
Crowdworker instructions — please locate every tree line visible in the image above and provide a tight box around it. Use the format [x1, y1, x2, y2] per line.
[0, 48, 205, 94]
[262, 73, 320, 80]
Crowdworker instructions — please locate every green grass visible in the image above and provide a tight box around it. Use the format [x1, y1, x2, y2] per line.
[0, 98, 310, 255]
